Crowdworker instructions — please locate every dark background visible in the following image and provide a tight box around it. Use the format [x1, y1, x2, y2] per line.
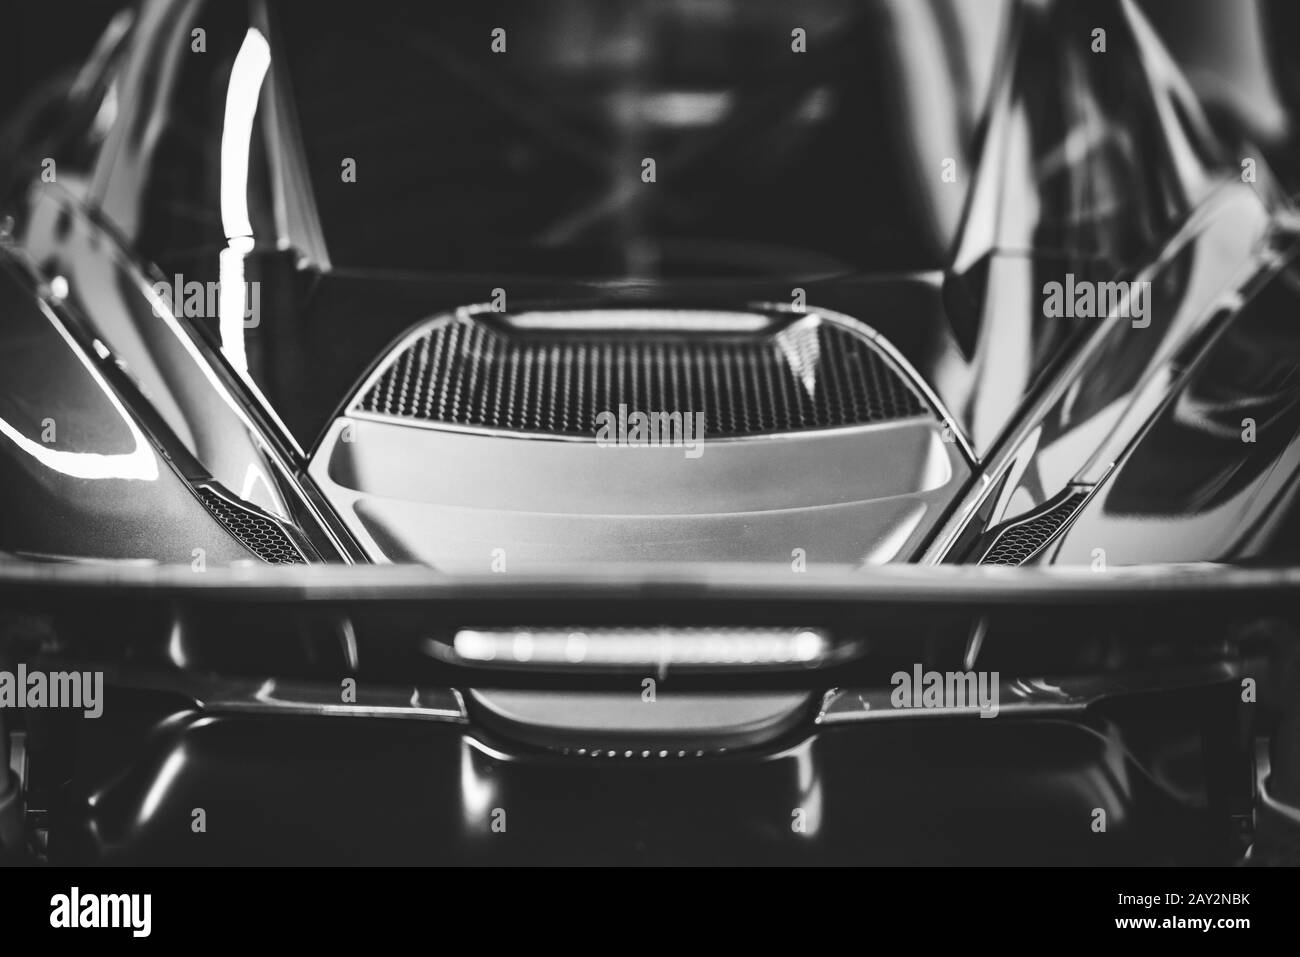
[5, 0, 1300, 186]
[0, 1, 122, 123]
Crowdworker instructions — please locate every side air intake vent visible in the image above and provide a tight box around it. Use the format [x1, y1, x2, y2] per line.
[354, 310, 929, 438]
[197, 485, 307, 565]
[979, 490, 1090, 566]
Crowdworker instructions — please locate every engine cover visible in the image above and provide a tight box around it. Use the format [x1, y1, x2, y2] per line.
[309, 306, 969, 570]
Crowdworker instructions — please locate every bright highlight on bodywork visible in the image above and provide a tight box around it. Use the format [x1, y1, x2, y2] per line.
[217, 28, 271, 373]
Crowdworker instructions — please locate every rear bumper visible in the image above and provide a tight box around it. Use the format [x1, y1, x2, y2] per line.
[54, 691, 1234, 866]
[3, 562, 1291, 865]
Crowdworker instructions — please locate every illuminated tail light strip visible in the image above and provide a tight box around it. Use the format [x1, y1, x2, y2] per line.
[451, 627, 830, 669]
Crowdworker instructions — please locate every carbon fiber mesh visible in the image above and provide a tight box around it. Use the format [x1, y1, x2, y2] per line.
[355, 314, 929, 437]
[198, 487, 306, 565]
[980, 492, 1089, 566]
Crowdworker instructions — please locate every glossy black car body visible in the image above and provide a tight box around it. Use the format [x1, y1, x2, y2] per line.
[1, 0, 1299, 865]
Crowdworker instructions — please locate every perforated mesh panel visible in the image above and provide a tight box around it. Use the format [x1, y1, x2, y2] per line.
[558, 746, 729, 760]
[355, 314, 929, 437]
[980, 492, 1089, 566]
[198, 487, 306, 565]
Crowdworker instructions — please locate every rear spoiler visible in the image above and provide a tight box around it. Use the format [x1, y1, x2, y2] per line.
[0, 561, 1295, 688]
[1, 559, 1297, 608]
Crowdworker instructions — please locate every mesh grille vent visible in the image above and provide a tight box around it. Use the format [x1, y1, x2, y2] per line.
[198, 486, 306, 565]
[980, 492, 1089, 566]
[558, 747, 728, 760]
[355, 314, 928, 437]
